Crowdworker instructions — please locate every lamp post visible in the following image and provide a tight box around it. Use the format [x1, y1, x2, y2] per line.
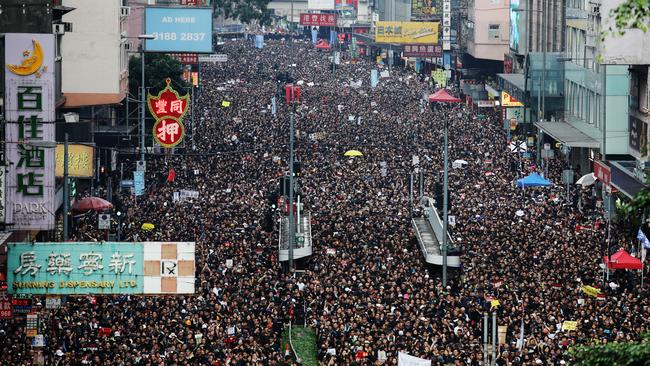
[116, 211, 122, 241]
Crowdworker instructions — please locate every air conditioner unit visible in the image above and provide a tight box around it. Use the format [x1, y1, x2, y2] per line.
[63, 112, 79, 123]
[53, 24, 66, 35]
[121, 6, 131, 17]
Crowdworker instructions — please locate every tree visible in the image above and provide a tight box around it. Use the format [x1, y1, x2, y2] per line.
[213, 0, 272, 26]
[571, 333, 650, 365]
[128, 54, 189, 98]
[610, 0, 650, 34]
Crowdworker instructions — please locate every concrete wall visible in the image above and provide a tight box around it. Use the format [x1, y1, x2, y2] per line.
[62, 0, 127, 95]
[467, 0, 509, 61]
[601, 0, 650, 65]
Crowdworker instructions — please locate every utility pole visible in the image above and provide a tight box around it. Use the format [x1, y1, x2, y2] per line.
[442, 118, 449, 287]
[288, 99, 296, 272]
[492, 311, 497, 366]
[140, 49, 146, 162]
[63, 133, 69, 241]
[483, 313, 489, 365]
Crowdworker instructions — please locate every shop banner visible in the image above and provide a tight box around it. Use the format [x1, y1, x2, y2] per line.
[375, 22, 439, 44]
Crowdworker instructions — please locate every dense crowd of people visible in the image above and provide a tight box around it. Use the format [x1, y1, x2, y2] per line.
[1, 36, 648, 366]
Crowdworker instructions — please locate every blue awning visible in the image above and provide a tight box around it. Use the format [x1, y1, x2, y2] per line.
[610, 161, 649, 199]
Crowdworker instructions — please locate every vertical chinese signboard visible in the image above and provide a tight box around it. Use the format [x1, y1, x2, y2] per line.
[0, 293, 12, 319]
[147, 79, 189, 148]
[7, 242, 196, 295]
[4, 33, 56, 231]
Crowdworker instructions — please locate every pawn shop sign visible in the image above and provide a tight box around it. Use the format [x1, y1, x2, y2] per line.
[147, 78, 190, 147]
[153, 117, 185, 148]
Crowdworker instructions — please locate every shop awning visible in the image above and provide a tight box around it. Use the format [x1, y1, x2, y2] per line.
[62, 92, 125, 108]
[534, 121, 600, 148]
[497, 73, 525, 92]
[610, 161, 649, 199]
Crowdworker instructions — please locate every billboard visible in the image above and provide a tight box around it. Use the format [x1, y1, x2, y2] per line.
[442, 0, 451, 50]
[510, 0, 521, 52]
[7, 242, 195, 295]
[300, 13, 337, 27]
[501, 91, 524, 107]
[335, 0, 354, 9]
[308, 0, 335, 10]
[375, 22, 439, 44]
[4, 33, 56, 231]
[411, 0, 436, 19]
[55, 144, 95, 178]
[145, 7, 213, 53]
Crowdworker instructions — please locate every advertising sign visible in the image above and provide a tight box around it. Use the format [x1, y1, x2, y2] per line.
[147, 78, 189, 148]
[403, 44, 443, 57]
[335, 0, 354, 9]
[442, 0, 451, 50]
[198, 54, 228, 63]
[501, 91, 524, 107]
[375, 22, 439, 44]
[145, 7, 213, 53]
[300, 13, 337, 27]
[134, 171, 145, 196]
[7, 242, 196, 295]
[629, 115, 648, 153]
[593, 160, 611, 188]
[411, 0, 436, 19]
[4, 33, 56, 231]
[168, 53, 199, 64]
[0, 293, 12, 319]
[308, 0, 335, 10]
[0, 161, 4, 225]
[55, 144, 94, 178]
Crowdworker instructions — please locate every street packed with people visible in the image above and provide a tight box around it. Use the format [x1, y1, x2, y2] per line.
[2, 36, 649, 366]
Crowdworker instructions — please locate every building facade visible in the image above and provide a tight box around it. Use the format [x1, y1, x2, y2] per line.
[464, 0, 510, 61]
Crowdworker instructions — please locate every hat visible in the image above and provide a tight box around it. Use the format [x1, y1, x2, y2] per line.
[535, 359, 542, 364]
[56, 350, 64, 357]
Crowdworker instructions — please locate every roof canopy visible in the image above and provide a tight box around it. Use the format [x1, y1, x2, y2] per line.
[603, 249, 643, 270]
[428, 89, 461, 103]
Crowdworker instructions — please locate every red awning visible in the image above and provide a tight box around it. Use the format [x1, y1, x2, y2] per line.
[603, 249, 643, 270]
[428, 89, 461, 103]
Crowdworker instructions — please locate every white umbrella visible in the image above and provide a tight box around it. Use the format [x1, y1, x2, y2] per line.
[576, 172, 596, 187]
[452, 159, 469, 169]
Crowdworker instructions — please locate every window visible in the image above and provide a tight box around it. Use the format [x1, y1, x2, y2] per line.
[488, 24, 500, 40]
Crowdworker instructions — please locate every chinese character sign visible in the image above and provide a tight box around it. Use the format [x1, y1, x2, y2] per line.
[0, 293, 12, 319]
[7, 242, 196, 295]
[55, 144, 94, 178]
[299, 13, 337, 26]
[4, 33, 56, 231]
[402, 44, 443, 57]
[374, 22, 439, 44]
[147, 78, 189, 148]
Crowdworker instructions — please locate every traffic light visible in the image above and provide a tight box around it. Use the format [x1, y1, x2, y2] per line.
[69, 178, 77, 198]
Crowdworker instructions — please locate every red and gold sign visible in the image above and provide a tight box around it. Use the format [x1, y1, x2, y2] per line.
[147, 78, 190, 148]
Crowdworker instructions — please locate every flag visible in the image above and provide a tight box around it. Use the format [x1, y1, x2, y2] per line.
[167, 168, 176, 183]
[371, 69, 378, 89]
[638, 228, 650, 249]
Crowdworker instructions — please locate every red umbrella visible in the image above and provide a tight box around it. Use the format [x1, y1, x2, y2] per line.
[71, 197, 114, 212]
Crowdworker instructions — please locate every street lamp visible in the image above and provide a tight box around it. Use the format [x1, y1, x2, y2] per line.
[116, 211, 122, 241]
[122, 34, 155, 163]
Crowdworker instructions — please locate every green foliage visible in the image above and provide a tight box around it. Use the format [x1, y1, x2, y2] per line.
[213, 0, 272, 26]
[571, 333, 650, 366]
[128, 54, 188, 97]
[610, 0, 650, 35]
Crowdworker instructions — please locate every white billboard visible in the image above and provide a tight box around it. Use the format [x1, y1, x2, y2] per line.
[308, 0, 335, 10]
[4, 33, 56, 230]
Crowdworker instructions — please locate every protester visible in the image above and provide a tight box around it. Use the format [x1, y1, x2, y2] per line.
[1, 37, 647, 366]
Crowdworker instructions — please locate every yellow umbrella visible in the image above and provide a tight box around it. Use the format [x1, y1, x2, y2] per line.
[141, 223, 155, 231]
[344, 150, 363, 157]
